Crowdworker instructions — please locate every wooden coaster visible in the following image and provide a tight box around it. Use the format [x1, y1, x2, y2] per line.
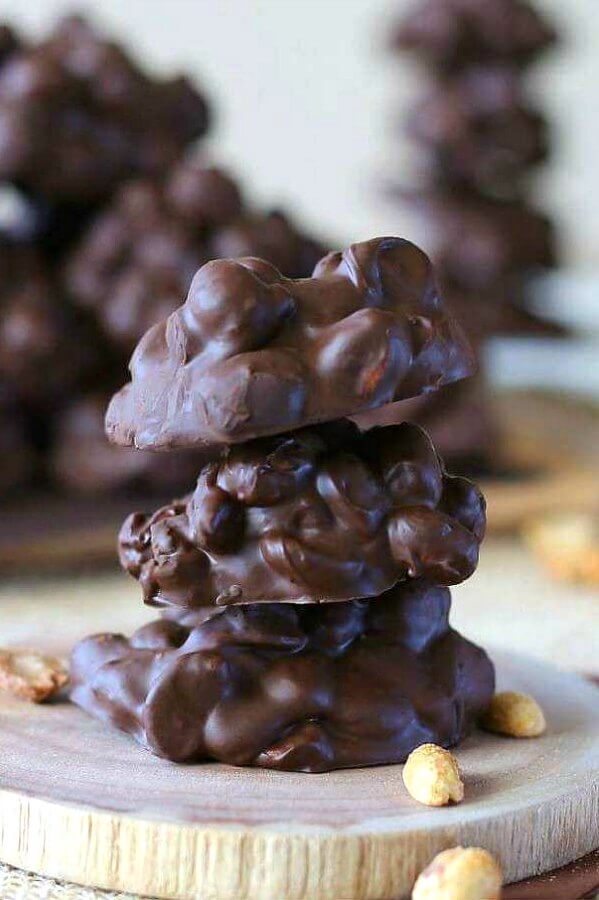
[0, 650, 597, 900]
[504, 848, 599, 899]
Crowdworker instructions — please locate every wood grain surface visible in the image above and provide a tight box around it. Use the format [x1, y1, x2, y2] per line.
[0, 651, 598, 900]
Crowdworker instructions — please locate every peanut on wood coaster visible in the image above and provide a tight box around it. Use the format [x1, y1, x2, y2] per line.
[403, 743, 464, 806]
[412, 846, 502, 900]
[480, 691, 546, 738]
[0, 648, 68, 702]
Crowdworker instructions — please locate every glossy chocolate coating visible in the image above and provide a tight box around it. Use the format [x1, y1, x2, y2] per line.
[0, 15, 208, 203]
[118, 421, 485, 608]
[70, 579, 495, 771]
[65, 160, 325, 351]
[408, 67, 547, 192]
[105, 237, 476, 450]
[393, 0, 556, 70]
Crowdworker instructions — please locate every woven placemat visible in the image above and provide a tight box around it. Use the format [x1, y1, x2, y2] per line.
[0, 864, 138, 900]
[2, 860, 598, 900]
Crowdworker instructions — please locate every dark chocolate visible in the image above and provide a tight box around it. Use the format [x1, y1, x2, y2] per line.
[209, 210, 325, 280]
[65, 161, 325, 351]
[393, 0, 556, 70]
[0, 15, 208, 203]
[118, 422, 485, 608]
[405, 191, 555, 292]
[407, 66, 547, 192]
[70, 578, 495, 771]
[105, 237, 476, 450]
[0, 386, 35, 495]
[0, 241, 98, 408]
[354, 377, 497, 473]
[0, 24, 19, 69]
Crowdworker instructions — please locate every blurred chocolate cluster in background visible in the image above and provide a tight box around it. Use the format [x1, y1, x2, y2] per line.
[389, 0, 563, 473]
[0, 14, 324, 499]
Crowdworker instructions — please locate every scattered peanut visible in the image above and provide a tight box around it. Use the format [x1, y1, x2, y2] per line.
[0, 648, 69, 703]
[412, 846, 502, 900]
[403, 743, 464, 807]
[480, 691, 546, 738]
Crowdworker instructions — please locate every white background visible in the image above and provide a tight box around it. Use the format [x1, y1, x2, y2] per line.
[5, 0, 599, 267]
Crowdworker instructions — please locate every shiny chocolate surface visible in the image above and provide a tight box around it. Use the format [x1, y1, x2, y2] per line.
[71, 578, 495, 771]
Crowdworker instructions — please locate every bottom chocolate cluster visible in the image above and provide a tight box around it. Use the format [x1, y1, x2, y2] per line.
[70, 579, 494, 772]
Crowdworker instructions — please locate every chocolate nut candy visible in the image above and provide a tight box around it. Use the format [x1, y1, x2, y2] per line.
[408, 66, 548, 192]
[118, 422, 485, 609]
[70, 578, 495, 771]
[0, 242, 97, 408]
[0, 15, 208, 203]
[393, 0, 556, 70]
[65, 160, 325, 352]
[105, 237, 475, 450]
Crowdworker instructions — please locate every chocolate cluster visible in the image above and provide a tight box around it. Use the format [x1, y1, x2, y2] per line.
[118, 421, 485, 608]
[390, 0, 561, 470]
[71, 580, 494, 771]
[0, 15, 208, 205]
[71, 238, 494, 771]
[0, 15, 325, 499]
[106, 238, 474, 450]
[393, 0, 556, 70]
[0, 241, 99, 411]
[407, 67, 548, 194]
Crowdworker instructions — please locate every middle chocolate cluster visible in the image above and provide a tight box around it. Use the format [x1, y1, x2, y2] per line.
[71, 236, 495, 772]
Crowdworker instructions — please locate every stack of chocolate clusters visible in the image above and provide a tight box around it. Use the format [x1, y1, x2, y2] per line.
[0, 15, 322, 498]
[389, 0, 561, 470]
[71, 237, 494, 772]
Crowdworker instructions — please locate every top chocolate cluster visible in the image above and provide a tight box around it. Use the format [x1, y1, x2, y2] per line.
[0, 15, 209, 203]
[106, 237, 475, 451]
[393, 0, 556, 70]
